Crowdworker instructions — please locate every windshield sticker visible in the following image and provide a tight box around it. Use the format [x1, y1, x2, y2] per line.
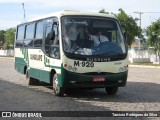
[86, 58, 111, 62]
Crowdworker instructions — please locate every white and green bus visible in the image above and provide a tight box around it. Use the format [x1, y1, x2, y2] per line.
[14, 11, 128, 96]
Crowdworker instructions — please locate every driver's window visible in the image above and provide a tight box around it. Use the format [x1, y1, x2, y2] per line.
[45, 25, 51, 55]
[50, 23, 60, 59]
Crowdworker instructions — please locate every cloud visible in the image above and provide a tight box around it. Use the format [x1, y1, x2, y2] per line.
[0, 20, 18, 30]
[1, 0, 160, 29]
[1, 0, 160, 14]
[0, 0, 115, 11]
[0, 0, 39, 3]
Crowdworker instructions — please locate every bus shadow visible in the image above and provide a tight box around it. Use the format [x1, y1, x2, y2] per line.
[23, 80, 160, 103]
[0, 79, 110, 111]
[66, 81, 160, 103]
[2, 79, 159, 119]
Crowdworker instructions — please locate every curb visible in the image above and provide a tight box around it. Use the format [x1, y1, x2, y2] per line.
[129, 65, 160, 69]
[0, 56, 14, 60]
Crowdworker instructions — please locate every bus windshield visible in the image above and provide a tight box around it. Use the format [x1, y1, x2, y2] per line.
[61, 16, 126, 57]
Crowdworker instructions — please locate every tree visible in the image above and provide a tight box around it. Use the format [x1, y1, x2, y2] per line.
[146, 20, 160, 62]
[4, 28, 16, 49]
[99, 8, 142, 46]
[0, 30, 6, 47]
[115, 9, 142, 46]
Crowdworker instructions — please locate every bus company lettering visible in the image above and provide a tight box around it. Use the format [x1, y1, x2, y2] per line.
[86, 58, 111, 62]
[30, 54, 42, 61]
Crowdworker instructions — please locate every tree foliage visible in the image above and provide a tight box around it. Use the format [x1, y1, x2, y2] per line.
[146, 20, 160, 61]
[0, 30, 6, 46]
[4, 28, 16, 48]
[115, 9, 142, 46]
[99, 8, 142, 46]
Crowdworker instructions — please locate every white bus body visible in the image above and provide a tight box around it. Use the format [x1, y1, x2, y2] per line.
[15, 11, 128, 96]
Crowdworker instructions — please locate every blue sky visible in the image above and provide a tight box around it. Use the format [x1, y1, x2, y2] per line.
[0, 0, 160, 30]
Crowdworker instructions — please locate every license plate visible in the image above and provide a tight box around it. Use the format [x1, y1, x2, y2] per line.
[93, 77, 105, 82]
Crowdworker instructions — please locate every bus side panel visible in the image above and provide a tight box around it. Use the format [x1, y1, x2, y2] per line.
[15, 58, 27, 74]
[14, 48, 28, 74]
[29, 67, 50, 83]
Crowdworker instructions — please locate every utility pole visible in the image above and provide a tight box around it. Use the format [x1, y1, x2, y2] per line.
[134, 12, 143, 28]
[134, 11, 160, 28]
[22, 3, 26, 22]
[134, 12, 143, 50]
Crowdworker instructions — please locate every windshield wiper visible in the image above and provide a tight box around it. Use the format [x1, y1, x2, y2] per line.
[109, 52, 124, 55]
[96, 52, 124, 57]
[72, 46, 80, 54]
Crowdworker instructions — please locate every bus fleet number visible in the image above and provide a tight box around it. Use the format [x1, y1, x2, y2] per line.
[74, 61, 94, 67]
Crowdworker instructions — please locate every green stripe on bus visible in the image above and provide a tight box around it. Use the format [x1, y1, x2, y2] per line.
[29, 67, 50, 83]
[20, 48, 29, 66]
[15, 57, 27, 64]
[15, 57, 27, 74]
[44, 55, 61, 69]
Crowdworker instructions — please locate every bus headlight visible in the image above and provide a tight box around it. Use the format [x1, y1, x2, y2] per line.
[119, 67, 123, 72]
[72, 67, 77, 72]
[123, 66, 128, 71]
[64, 64, 77, 72]
[119, 65, 128, 72]
[68, 66, 72, 71]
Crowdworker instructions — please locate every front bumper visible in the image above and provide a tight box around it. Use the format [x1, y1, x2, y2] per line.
[60, 67, 128, 88]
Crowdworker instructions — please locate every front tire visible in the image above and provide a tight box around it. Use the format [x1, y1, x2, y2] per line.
[105, 87, 118, 95]
[53, 74, 64, 96]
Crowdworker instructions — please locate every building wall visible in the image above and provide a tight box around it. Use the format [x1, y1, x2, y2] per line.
[0, 49, 159, 63]
[0, 50, 14, 56]
[128, 49, 159, 63]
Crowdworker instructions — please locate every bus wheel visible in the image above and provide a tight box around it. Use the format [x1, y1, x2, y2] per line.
[105, 87, 118, 95]
[53, 74, 64, 96]
[26, 70, 39, 85]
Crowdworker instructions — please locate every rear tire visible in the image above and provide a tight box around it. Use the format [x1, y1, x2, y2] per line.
[53, 74, 64, 96]
[105, 87, 118, 95]
[26, 70, 39, 85]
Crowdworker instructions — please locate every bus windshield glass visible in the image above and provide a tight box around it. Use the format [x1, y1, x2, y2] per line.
[61, 16, 126, 57]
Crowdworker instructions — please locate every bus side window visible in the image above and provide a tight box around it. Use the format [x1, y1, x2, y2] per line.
[34, 21, 44, 47]
[24, 23, 35, 47]
[16, 25, 25, 47]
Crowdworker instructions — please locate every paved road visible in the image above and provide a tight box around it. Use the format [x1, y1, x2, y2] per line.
[0, 58, 160, 120]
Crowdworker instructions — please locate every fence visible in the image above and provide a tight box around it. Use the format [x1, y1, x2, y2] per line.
[128, 49, 159, 63]
[0, 50, 14, 56]
[0, 49, 159, 63]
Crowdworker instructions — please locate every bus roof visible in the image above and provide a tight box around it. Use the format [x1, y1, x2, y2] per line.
[27, 10, 117, 23]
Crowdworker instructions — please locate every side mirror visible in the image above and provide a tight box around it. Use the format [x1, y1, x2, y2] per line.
[50, 30, 55, 41]
[50, 22, 58, 41]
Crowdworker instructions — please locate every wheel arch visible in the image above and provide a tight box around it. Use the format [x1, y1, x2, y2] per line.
[50, 69, 56, 85]
[24, 66, 27, 74]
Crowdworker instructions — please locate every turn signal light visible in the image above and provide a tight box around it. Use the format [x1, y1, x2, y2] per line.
[64, 64, 67, 68]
